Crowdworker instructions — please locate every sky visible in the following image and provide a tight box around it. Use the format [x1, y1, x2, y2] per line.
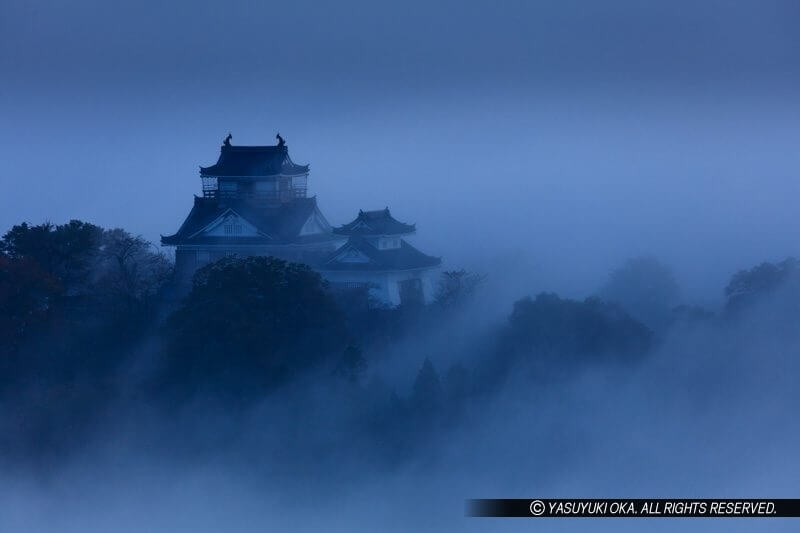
[2, 0, 799, 305]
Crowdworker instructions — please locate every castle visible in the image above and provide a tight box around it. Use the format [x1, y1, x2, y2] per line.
[161, 134, 441, 305]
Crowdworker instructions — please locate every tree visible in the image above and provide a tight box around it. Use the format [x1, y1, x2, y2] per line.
[0, 256, 60, 350]
[0, 220, 173, 458]
[0, 219, 173, 384]
[435, 269, 486, 309]
[598, 256, 680, 332]
[1, 220, 171, 320]
[93, 228, 172, 314]
[724, 257, 799, 315]
[505, 293, 652, 367]
[1, 220, 103, 292]
[163, 256, 348, 396]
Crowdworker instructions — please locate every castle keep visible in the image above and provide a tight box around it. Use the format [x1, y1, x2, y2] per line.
[162, 134, 441, 305]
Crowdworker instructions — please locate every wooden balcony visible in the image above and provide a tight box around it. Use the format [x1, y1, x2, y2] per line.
[202, 187, 307, 201]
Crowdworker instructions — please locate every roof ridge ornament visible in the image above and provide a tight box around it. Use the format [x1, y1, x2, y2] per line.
[223, 133, 232, 147]
[276, 132, 285, 147]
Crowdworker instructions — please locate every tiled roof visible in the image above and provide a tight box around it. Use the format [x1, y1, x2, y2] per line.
[334, 208, 415, 236]
[161, 197, 338, 246]
[320, 236, 440, 271]
[200, 143, 309, 177]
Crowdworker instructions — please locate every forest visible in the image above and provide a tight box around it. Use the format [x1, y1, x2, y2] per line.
[2, 218, 798, 478]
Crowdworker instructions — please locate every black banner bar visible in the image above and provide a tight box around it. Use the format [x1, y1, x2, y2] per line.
[466, 499, 800, 518]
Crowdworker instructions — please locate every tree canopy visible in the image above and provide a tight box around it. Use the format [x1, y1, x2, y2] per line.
[505, 292, 652, 366]
[0, 220, 171, 353]
[725, 257, 799, 314]
[435, 269, 486, 309]
[163, 256, 349, 396]
[1, 220, 103, 293]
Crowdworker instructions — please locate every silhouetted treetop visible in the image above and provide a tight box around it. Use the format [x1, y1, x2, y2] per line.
[725, 257, 800, 315]
[435, 269, 486, 309]
[1, 220, 103, 291]
[507, 292, 652, 362]
[163, 256, 348, 396]
[0, 256, 60, 350]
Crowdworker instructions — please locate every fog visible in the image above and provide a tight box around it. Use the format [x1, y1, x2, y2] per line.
[2, 289, 799, 532]
[2, 1, 800, 531]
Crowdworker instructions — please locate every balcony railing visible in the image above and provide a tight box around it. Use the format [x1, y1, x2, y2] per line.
[201, 176, 307, 201]
[202, 188, 308, 201]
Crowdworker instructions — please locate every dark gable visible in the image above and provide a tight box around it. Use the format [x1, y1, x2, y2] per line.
[162, 197, 331, 245]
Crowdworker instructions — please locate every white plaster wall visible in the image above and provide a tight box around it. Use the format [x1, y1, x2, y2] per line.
[322, 268, 442, 306]
[422, 268, 441, 304]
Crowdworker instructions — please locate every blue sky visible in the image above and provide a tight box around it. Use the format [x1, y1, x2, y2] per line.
[2, 0, 799, 305]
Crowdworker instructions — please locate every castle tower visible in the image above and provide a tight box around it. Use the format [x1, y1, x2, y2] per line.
[320, 208, 441, 305]
[161, 134, 344, 281]
[198, 133, 308, 203]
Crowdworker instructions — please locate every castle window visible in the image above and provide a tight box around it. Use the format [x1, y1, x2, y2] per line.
[379, 237, 400, 249]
